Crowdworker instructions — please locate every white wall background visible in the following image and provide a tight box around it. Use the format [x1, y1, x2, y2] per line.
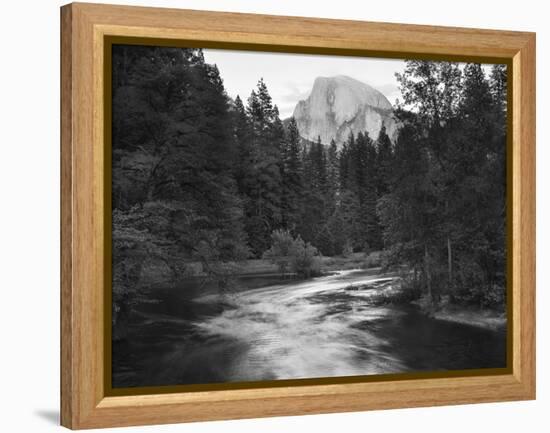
[0, 0, 545, 431]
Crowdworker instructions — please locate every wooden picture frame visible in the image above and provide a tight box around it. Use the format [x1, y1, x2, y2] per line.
[60, 2, 536, 429]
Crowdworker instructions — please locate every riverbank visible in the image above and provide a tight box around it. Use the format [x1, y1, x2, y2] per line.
[341, 277, 506, 332]
[136, 252, 384, 300]
[423, 297, 507, 331]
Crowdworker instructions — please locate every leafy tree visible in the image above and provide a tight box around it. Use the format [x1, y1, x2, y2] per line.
[263, 229, 295, 275]
[391, 61, 464, 303]
[381, 60, 507, 308]
[264, 230, 321, 278]
[290, 236, 321, 278]
[111, 45, 250, 336]
[395, 60, 462, 127]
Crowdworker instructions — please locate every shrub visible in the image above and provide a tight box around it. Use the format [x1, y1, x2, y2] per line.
[398, 272, 424, 302]
[263, 229, 295, 275]
[290, 236, 321, 278]
[364, 251, 382, 268]
[263, 230, 321, 278]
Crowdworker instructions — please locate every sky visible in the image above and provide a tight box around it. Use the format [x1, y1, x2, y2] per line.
[203, 49, 407, 118]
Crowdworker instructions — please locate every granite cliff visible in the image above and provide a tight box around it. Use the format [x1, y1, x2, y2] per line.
[292, 75, 398, 147]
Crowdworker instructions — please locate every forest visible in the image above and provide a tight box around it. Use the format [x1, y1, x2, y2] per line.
[111, 45, 507, 338]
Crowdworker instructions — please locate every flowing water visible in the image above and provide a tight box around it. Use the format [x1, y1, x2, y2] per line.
[113, 269, 506, 388]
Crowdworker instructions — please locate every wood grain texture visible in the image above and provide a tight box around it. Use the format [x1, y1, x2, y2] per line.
[513, 34, 536, 396]
[60, 4, 73, 429]
[60, 2, 536, 429]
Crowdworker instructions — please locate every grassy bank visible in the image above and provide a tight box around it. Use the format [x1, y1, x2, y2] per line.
[141, 251, 383, 282]
[209, 251, 383, 277]
[340, 276, 506, 332]
[414, 296, 507, 331]
[237, 251, 383, 276]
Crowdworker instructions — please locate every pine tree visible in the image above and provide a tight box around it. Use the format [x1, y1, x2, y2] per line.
[375, 124, 393, 197]
[456, 64, 505, 302]
[336, 133, 360, 252]
[377, 119, 436, 287]
[354, 132, 380, 251]
[339, 133, 354, 191]
[281, 117, 303, 231]
[310, 136, 327, 192]
[232, 95, 253, 196]
[325, 139, 339, 209]
[461, 64, 494, 151]
[298, 136, 328, 253]
[245, 79, 283, 255]
[489, 64, 507, 113]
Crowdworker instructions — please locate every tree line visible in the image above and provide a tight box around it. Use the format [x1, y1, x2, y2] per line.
[111, 45, 507, 335]
[383, 61, 507, 308]
[232, 80, 396, 258]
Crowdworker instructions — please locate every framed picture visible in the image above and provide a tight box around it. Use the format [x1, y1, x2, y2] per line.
[60, 2, 535, 429]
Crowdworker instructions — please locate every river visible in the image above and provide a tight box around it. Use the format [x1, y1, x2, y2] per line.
[113, 269, 507, 388]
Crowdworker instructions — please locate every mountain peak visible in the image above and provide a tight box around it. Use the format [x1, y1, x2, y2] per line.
[292, 75, 397, 147]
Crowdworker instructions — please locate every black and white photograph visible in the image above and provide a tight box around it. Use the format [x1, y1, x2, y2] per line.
[111, 44, 508, 388]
